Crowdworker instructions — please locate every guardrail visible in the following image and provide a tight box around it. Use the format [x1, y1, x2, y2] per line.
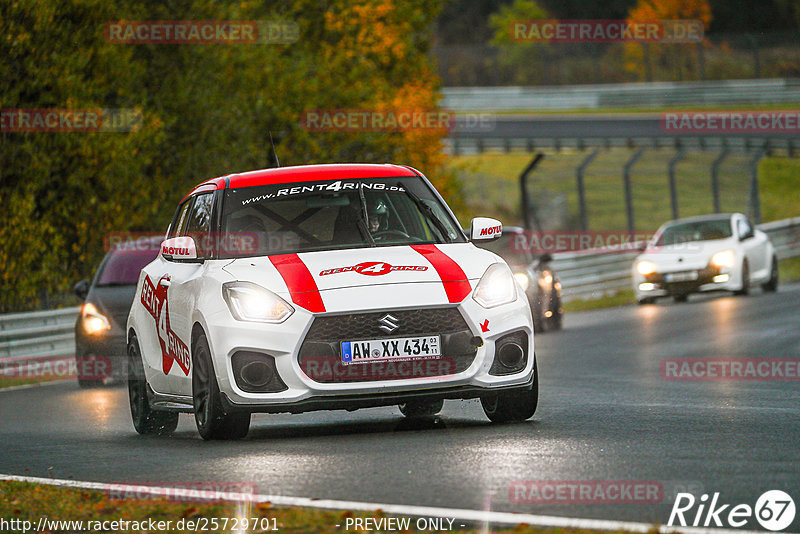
[553, 216, 800, 301]
[442, 78, 800, 112]
[0, 307, 78, 376]
[0, 216, 798, 371]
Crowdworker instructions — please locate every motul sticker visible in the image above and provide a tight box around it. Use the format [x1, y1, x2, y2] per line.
[319, 261, 428, 277]
[141, 275, 191, 375]
[479, 225, 502, 237]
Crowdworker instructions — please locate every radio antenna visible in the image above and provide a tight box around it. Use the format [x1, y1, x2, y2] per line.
[269, 130, 281, 167]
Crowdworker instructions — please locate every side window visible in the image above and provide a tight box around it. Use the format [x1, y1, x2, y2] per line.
[168, 201, 192, 239]
[184, 193, 215, 256]
[738, 218, 752, 239]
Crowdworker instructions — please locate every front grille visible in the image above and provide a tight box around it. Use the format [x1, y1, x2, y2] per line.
[303, 307, 469, 342]
[298, 307, 477, 383]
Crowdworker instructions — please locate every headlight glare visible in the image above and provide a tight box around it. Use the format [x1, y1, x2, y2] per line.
[81, 303, 111, 335]
[710, 250, 735, 268]
[513, 272, 530, 292]
[473, 263, 517, 308]
[636, 260, 657, 275]
[223, 282, 294, 323]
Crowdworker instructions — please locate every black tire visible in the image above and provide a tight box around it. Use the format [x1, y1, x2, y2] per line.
[672, 294, 688, 303]
[637, 297, 655, 305]
[734, 261, 750, 296]
[481, 359, 539, 423]
[399, 399, 444, 418]
[127, 335, 179, 435]
[192, 333, 250, 440]
[762, 256, 778, 292]
[76, 354, 106, 388]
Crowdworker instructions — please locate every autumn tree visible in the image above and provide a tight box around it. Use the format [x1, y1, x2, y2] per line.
[623, 0, 713, 81]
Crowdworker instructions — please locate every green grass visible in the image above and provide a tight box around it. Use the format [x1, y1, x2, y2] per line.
[0, 376, 70, 390]
[0, 481, 654, 534]
[779, 256, 800, 283]
[563, 290, 636, 312]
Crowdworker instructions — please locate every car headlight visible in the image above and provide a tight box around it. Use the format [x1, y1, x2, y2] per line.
[80, 303, 111, 335]
[710, 250, 735, 268]
[223, 281, 294, 323]
[636, 260, 657, 276]
[513, 272, 530, 292]
[473, 263, 518, 308]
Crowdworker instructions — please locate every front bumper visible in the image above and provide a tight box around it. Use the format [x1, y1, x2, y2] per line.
[633, 264, 736, 300]
[205, 292, 535, 410]
[74, 330, 127, 379]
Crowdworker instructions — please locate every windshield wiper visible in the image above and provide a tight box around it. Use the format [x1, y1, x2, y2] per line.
[356, 184, 376, 246]
[397, 182, 453, 243]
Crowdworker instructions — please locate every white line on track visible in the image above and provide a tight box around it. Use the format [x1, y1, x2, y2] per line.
[0, 474, 772, 534]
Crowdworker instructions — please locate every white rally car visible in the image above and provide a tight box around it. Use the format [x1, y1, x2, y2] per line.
[633, 213, 778, 304]
[127, 164, 537, 439]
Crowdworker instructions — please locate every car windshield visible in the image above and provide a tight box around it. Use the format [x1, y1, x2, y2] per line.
[655, 219, 732, 246]
[220, 176, 465, 257]
[95, 247, 159, 286]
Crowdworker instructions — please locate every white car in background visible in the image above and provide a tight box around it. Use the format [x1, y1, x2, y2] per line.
[127, 164, 538, 440]
[633, 213, 778, 304]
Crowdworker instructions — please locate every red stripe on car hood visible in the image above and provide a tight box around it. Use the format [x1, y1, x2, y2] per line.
[269, 253, 326, 313]
[410, 244, 472, 303]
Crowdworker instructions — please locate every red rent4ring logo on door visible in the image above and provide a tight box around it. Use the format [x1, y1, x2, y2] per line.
[140, 275, 191, 375]
[319, 261, 428, 277]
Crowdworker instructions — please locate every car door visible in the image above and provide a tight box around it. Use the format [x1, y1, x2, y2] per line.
[736, 216, 767, 280]
[138, 199, 191, 394]
[159, 192, 215, 396]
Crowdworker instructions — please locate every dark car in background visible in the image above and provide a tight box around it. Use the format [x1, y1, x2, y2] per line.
[475, 226, 563, 332]
[73, 240, 160, 387]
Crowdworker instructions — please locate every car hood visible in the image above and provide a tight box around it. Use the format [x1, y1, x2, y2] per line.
[86, 285, 138, 330]
[636, 238, 736, 271]
[222, 243, 500, 313]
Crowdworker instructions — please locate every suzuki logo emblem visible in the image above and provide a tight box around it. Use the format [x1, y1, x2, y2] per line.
[378, 314, 399, 334]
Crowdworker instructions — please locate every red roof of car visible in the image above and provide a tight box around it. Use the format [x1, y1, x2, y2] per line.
[183, 163, 420, 201]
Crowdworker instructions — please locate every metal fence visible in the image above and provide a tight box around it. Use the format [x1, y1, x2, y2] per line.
[0, 307, 78, 376]
[552, 215, 800, 301]
[441, 78, 800, 112]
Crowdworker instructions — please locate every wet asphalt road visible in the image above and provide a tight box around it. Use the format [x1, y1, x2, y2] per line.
[1, 284, 799, 529]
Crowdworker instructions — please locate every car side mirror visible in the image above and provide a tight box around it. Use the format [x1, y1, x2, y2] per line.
[470, 217, 502, 241]
[739, 230, 754, 241]
[73, 279, 90, 301]
[161, 236, 198, 261]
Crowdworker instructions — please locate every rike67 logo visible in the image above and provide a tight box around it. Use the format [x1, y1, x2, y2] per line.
[140, 275, 191, 375]
[669, 490, 796, 531]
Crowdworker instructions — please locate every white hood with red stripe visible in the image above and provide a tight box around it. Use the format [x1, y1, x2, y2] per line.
[222, 244, 499, 313]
